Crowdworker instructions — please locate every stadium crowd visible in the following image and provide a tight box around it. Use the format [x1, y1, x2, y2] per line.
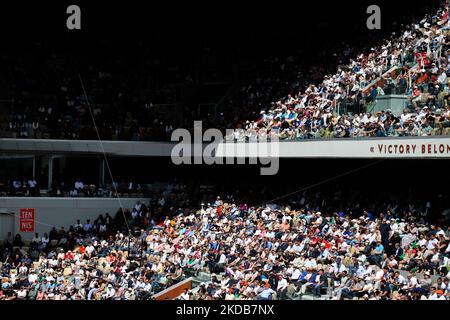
[1, 193, 449, 300]
[231, 2, 450, 141]
[0, 177, 40, 197]
[0, 177, 145, 198]
[2, 2, 450, 142]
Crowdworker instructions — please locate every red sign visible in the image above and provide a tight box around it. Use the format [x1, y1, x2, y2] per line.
[415, 52, 429, 68]
[19, 208, 35, 232]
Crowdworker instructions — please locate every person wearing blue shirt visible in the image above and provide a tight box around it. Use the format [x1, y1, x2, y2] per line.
[370, 241, 385, 266]
[295, 270, 310, 288]
[257, 286, 275, 300]
[375, 242, 384, 254]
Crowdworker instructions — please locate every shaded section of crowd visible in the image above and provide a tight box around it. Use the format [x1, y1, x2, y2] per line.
[230, 3, 450, 141]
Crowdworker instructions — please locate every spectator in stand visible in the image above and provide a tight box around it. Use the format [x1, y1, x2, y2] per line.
[223, 3, 450, 141]
[27, 178, 39, 196]
[74, 179, 84, 192]
[1, 2, 450, 142]
[0, 192, 448, 301]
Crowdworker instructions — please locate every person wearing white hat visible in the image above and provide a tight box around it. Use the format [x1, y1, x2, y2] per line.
[103, 284, 116, 300]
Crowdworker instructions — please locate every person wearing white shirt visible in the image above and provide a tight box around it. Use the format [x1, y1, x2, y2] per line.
[277, 277, 288, 292]
[85, 244, 95, 256]
[74, 180, 84, 190]
[28, 272, 38, 283]
[143, 281, 152, 292]
[104, 284, 116, 299]
[356, 263, 367, 278]
[291, 268, 301, 281]
[442, 256, 450, 270]
[291, 243, 303, 254]
[276, 276, 289, 299]
[107, 273, 116, 283]
[427, 237, 439, 250]
[431, 250, 441, 264]
[394, 271, 407, 286]
[407, 274, 419, 290]
[179, 289, 190, 300]
[428, 287, 446, 300]
[234, 269, 244, 280]
[267, 252, 277, 262]
[28, 179, 37, 187]
[19, 265, 28, 274]
[16, 288, 28, 299]
[438, 71, 447, 84]
[218, 253, 227, 265]
[265, 231, 275, 239]
[304, 258, 317, 270]
[13, 179, 22, 189]
[318, 248, 330, 261]
[400, 110, 411, 124]
[330, 261, 347, 275]
[417, 236, 427, 247]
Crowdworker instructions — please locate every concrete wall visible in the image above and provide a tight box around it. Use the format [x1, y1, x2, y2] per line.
[371, 95, 408, 114]
[0, 197, 149, 240]
[2, 136, 450, 159]
[0, 138, 175, 157]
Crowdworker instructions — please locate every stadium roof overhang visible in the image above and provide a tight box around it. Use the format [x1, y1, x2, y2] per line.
[1, 137, 450, 158]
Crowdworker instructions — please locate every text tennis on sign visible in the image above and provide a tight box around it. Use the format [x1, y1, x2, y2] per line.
[19, 208, 35, 232]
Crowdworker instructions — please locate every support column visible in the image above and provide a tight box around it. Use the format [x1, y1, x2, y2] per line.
[48, 156, 54, 190]
[99, 158, 105, 186]
[32, 155, 36, 178]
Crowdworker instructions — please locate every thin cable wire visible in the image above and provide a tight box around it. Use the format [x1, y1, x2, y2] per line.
[260, 159, 386, 207]
[78, 74, 131, 234]
[4, 160, 384, 246]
